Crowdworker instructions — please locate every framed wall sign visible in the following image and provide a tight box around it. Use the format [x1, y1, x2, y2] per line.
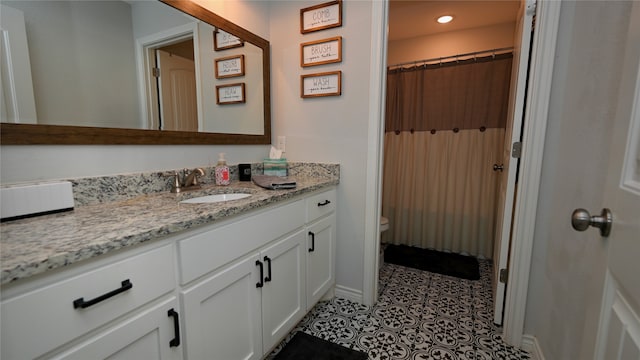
[301, 36, 342, 67]
[300, 0, 342, 34]
[215, 55, 245, 79]
[214, 29, 244, 51]
[216, 83, 246, 104]
[301, 71, 341, 98]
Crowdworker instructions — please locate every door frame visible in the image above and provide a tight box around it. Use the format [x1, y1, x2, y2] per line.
[134, 23, 201, 131]
[363, 0, 562, 347]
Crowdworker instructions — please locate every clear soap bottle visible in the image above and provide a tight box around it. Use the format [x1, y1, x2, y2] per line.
[215, 153, 230, 186]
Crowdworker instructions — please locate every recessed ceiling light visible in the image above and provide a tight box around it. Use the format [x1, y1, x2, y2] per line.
[437, 15, 453, 24]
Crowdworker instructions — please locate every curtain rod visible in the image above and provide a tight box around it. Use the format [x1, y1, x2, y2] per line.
[387, 46, 514, 69]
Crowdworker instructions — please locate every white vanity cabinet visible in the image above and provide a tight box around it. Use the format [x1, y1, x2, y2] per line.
[305, 189, 337, 309]
[0, 186, 337, 360]
[0, 244, 178, 360]
[178, 199, 309, 359]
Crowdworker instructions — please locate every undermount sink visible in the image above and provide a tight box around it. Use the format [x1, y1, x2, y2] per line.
[180, 193, 252, 204]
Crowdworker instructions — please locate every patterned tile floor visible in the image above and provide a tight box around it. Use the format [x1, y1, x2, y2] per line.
[268, 259, 531, 360]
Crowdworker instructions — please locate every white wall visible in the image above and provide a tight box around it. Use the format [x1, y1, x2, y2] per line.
[0, 0, 272, 185]
[524, 1, 632, 358]
[2, 1, 140, 128]
[268, 0, 375, 298]
[199, 25, 264, 135]
[387, 22, 515, 66]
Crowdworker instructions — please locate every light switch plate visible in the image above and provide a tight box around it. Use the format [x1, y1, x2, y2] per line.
[277, 136, 286, 152]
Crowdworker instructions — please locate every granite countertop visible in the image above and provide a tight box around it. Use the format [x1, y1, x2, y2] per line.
[0, 177, 338, 285]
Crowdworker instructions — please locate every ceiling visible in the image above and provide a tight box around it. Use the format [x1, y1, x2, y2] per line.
[388, 0, 520, 41]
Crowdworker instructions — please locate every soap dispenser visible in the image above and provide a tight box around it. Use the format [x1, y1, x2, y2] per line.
[215, 153, 230, 186]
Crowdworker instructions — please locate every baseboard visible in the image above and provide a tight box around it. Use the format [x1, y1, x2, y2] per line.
[522, 334, 545, 360]
[334, 284, 363, 303]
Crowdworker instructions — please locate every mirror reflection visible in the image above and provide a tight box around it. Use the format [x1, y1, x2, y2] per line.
[0, 0, 265, 135]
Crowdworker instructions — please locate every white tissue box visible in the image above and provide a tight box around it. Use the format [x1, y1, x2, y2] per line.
[1, 181, 74, 220]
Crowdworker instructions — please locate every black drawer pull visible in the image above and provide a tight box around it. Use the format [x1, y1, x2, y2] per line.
[264, 256, 272, 282]
[168, 308, 181, 347]
[73, 279, 133, 309]
[308, 231, 315, 252]
[317, 200, 331, 207]
[256, 260, 264, 288]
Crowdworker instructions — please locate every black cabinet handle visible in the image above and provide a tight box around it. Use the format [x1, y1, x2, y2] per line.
[317, 200, 331, 207]
[264, 256, 272, 282]
[256, 260, 264, 288]
[73, 279, 133, 309]
[308, 231, 315, 252]
[168, 308, 180, 347]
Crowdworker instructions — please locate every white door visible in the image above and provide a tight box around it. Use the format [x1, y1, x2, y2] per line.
[306, 214, 336, 309]
[492, 0, 535, 325]
[157, 49, 197, 132]
[51, 298, 182, 360]
[181, 253, 263, 360]
[0, 5, 37, 123]
[594, 3, 640, 358]
[261, 230, 306, 353]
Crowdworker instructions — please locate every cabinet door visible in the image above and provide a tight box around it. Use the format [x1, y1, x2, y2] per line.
[181, 254, 263, 360]
[51, 298, 182, 360]
[306, 214, 336, 309]
[1, 245, 175, 360]
[260, 230, 306, 352]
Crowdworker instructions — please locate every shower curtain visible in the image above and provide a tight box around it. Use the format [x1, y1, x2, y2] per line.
[382, 54, 513, 259]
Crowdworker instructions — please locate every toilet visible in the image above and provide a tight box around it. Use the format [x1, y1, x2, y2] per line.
[380, 216, 389, 232]
[379, 216, 389, 268]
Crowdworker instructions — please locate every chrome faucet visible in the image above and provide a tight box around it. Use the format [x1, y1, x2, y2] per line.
[168, 168, 205, 193]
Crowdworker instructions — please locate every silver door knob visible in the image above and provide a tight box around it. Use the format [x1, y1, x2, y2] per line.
[493, 164, 504, 172]
[571, 208, 613, 237]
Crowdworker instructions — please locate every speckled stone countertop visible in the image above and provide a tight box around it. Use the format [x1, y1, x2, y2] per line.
[1, 164, 339, 285]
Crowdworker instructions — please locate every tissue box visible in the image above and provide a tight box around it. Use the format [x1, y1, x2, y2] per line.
[1, 181, 74, 220]
[263, 158, 287, 176]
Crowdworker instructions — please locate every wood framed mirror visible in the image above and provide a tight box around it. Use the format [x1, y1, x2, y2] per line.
[0, 0, 271, 145]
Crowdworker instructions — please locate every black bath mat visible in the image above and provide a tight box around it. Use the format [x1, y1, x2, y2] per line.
[274, 332, 368, 360]
[384, 244, 480, 280]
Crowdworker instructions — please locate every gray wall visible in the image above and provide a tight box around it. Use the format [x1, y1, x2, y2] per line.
[524, 1, 632, 358]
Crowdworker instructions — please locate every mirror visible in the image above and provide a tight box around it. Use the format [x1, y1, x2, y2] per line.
[0, 0, 271, 145]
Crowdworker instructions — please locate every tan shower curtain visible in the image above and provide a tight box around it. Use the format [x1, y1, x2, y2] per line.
[382, 54, 512, 259]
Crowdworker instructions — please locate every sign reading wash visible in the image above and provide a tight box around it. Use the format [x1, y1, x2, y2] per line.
[301, 71, 341, 98]
[216, 83, 245, 104]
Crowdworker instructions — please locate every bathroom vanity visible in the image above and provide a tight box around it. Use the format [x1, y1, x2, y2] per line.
[0, 166, 338, 359]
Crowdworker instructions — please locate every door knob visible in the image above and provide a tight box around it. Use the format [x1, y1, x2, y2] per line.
[493, 164, 504, 172]
[571, 208, 613, 237]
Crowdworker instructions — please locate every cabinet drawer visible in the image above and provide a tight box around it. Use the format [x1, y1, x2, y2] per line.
[1, 244, 175, 360]
[178, 200, 305, 284]
[306, 189, 336, 223]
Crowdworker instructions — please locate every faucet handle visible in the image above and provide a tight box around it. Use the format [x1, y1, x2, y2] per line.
[164, 171, 181, 193]
[190, 168, 205, 186]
